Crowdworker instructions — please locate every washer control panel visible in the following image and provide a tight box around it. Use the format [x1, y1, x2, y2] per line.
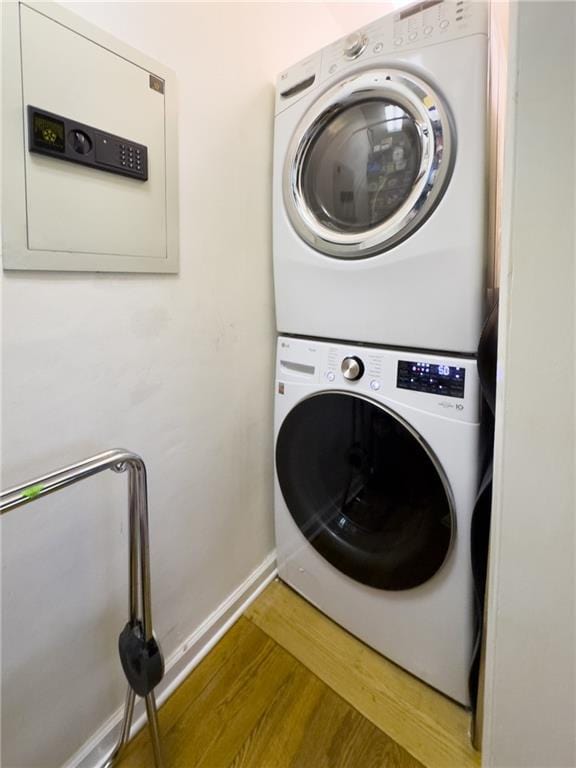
[397, 360, 465, 398]
[276, 337, 480, 423]
[325, 348, 384, 391]
[28, 106, 148, 181]
[341, 356, 365, 381]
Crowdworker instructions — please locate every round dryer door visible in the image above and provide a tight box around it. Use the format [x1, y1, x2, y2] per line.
[276, 392, 455, 590]
[283, 69, 454, 259]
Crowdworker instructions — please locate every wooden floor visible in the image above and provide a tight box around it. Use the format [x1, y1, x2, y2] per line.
[118, 580, 479, 768]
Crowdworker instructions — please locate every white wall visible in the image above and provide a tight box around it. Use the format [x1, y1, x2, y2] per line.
[482, 2, 576, 766]
[0, 3, 391, 765]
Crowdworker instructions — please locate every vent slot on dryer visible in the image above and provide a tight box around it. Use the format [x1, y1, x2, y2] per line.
[280, 75, 316, 99]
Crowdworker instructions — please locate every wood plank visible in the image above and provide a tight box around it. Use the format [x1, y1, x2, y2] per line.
[245, 579, 480, 768]
[282, 682, 423, 768]
[187, 643, 297, 768]
[318, 703, 424, 768]
[226, 656, 325, 768]
[117, 617, 278, 767]
[117, 614, 424, 768]
[228, 654, 423, 768]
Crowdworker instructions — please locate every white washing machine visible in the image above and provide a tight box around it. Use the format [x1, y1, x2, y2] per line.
[274, 335, 481, 704]
[273, 1, 490, 354]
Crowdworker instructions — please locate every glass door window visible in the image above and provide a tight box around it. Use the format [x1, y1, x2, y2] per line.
[302, 100, 422, 233]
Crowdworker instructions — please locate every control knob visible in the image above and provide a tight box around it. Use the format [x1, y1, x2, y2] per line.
[343, 32, 367, 59]
[341, 356, 364, 381]
[69, 129, 92, 155]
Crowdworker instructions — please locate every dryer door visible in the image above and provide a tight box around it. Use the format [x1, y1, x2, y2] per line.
[276, 392, 455, 590]
[283, 69, 454, 259]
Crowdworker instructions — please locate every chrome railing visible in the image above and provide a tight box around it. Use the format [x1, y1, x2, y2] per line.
[0, 449, 165, 768]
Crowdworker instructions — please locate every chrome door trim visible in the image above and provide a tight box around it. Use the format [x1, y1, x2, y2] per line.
[277, 390, 457, 579]
[283, 69, 456, 259]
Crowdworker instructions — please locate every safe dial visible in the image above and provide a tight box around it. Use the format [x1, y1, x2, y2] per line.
[69, 129, 92, 155]
[341, 356, 364, 381]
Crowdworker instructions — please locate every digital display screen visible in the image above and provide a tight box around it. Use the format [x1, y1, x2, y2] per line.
[32, 112, 65, 152]
[400, 0, 443, 20]
[397, 360, 465, 398]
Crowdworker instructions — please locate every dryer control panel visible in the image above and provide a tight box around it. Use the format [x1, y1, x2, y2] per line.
[275, 0, 488, 114]
[319, 0, 488, 83]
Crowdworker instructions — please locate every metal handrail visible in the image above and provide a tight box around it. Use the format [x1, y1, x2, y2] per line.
[0, 449, 165, 768]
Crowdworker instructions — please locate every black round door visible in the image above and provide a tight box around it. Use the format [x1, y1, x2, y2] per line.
[276, 393, 454, 590]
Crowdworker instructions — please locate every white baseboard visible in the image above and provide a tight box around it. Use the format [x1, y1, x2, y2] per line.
[65, 552, 277, 768]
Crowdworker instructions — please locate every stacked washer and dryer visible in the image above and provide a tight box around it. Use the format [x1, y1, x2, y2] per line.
[272, 0, 490, 706]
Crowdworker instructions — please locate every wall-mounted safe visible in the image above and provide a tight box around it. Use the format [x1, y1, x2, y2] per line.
[2, 1, 179, 273]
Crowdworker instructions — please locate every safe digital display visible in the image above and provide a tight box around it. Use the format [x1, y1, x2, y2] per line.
[32, 112, 65, 152]
[397, 360, 465, 398]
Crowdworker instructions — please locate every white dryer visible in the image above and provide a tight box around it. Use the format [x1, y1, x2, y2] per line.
[274, 335, 481, 704]
[273, 1, 490, 354]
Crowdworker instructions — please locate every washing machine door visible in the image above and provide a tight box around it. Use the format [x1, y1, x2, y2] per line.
[276, 392, 455, 590]
[283, 69, 454, 259]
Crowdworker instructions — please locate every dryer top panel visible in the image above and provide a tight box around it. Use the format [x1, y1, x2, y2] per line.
[276, 0, 488, 113]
